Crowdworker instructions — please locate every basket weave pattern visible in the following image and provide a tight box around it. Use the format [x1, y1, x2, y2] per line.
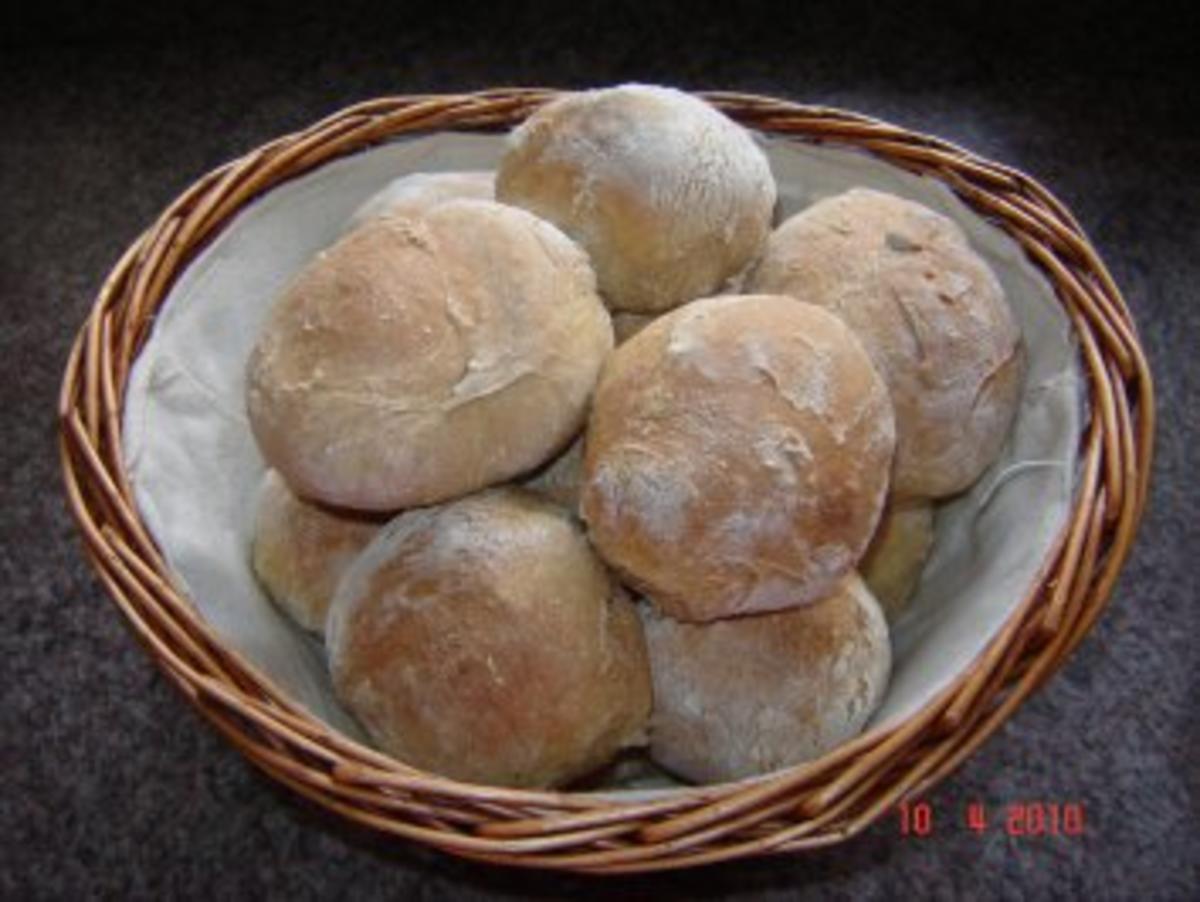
[58, 90, 1154, 874]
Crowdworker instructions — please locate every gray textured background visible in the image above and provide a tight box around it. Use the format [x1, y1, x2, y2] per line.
[3, 1, 1197, 898]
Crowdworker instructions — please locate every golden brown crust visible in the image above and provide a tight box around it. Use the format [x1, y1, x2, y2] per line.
[496, 84, 776, 314]
[250, 470, 381, 633]
[643, 574, 891, 783]
[580, 294, 895, 622]
[326, 488, 652, 789]
[246, 200, 613, 511]
[748, 187, 1024, 498]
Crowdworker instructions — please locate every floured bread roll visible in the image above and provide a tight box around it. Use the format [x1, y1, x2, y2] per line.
[523, 435, 584, 511]
[612, 311, 656, 344]
[749, 187, 1024, 498]
[497, 84, 776, 314]
[251, 470, 381, 633]
[326, 488, 653, 789]
[860, 499, 934, 623]
[343, 170, 494, 232]
[581, 294, 895, 622]
[644, 574, 891, 783]
[246, 199, 613, 511]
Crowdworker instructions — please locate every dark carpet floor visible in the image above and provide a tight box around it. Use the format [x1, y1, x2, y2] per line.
[2, 2, 1197, 898]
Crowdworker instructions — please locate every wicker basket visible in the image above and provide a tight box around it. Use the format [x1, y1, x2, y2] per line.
[58, 89, 1154, 874]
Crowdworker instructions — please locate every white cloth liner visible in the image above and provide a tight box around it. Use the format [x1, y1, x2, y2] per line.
[122, 132, 1084, 791]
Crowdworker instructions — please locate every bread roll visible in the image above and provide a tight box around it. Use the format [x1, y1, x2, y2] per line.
[343, 170, 494, 232]
[326, 488, 653, 789]
[860, 499, 934, 623]
[581, 294, 895, 622]
[523, 435, 584, 511]
[643, 574, 891, 783]
[250, 470, 381, 633]
[246, 199, 613, 511]
[497, 84, 776, 314]
[748, 187, 1024, 498]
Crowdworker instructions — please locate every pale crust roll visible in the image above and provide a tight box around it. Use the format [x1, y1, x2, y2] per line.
[581, 294, 896, 622]
[326, 488, 653, 789]
[749, 187, 1024, 498]
[497, 84, 776, 314]
[343, 170, 494, 232]
[246, 200, 613, 511]
[251, 469, 381, 634]
[860, 498, 935, 623]
[643, 574, 891, 783]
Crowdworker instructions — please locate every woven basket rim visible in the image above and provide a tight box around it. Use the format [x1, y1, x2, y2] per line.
[58, 87, 1155, 874]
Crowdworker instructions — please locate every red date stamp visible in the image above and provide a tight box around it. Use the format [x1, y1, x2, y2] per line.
[897, 800, 1085, 837]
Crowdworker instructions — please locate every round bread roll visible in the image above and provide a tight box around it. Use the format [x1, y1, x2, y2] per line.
[748, 187, 1024, 498]
[497, 84, 776, 314]
[860, 499, 934, 623]
[580, 294, 896, 622]
[343, 170, 494, 232]
[246, 199, 613, 511]
[523, 435, 584, 511]
[327, 488, 653, 789]
[643, 574, 891, 783]
[251, 470, 381, 633]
